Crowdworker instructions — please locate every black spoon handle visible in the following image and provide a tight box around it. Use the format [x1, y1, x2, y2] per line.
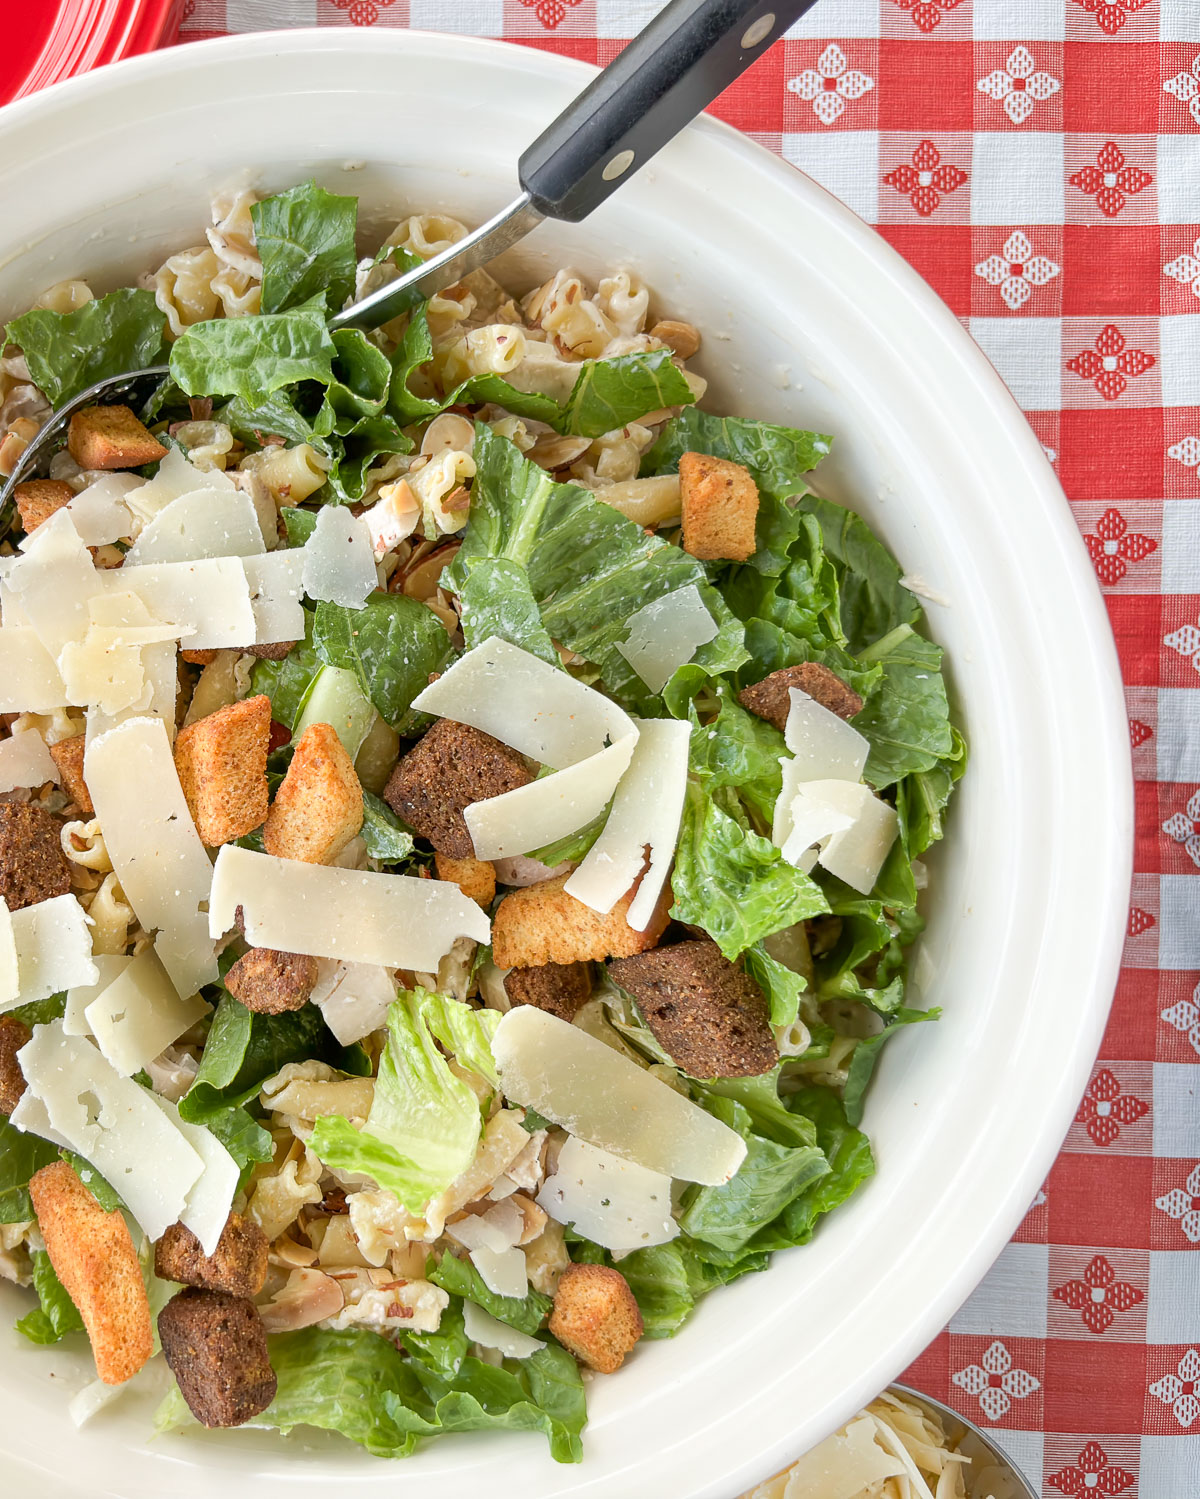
[518, 0, 820, 223]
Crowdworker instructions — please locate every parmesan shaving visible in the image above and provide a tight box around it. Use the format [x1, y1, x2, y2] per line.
[83, 948, 210, 1077]
[7, 510, 103, 659]
[461, 1298, 544, 1359]
[301, 506, 378, 609]
[244, 550, 307, 645]
[58, 591, 182, 717]
[107, 557, 256, 650]
[150, 1095, 239, 1258]
[778, 779, 899, 894]
[564, 718, 689, 926]
[537, 1135, 679, 1254]
[64, 954, 132, 1036]
[469, 1243, 529, 1299]
[124, 489, 265, 566]
[491, 1006, 745, 1185]
[615, 584, 719, 693]
[0, 727, 59, 792]
[208, 845, 490, 970]
[123, 444, 235, 527]
[0, 894, 98, 1010]
[63, 475, 140, 546]
[783, 688, 869, 782]
[309, 959, 396, 1045]
[0, 628, 72, 711]
[84, 717, 218, 999]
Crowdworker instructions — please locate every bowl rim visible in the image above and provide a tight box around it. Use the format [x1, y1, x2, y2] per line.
[0, 27, 1133, 1499]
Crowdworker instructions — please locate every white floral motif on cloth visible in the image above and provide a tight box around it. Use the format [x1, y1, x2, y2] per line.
[974, 230, 1061, 310]
[1149, 1348, 1200, 1427]
[1164, 57, 1200, 126]
[787, 45, 875, 126]
[1162, 790, 1200, 867]
[1164, 238, 1200, 298]
[1161, 982, 1200, 1057]
[951, 1340, 1040, 1421]
[977, 47, 1060, 125]
[1154, 1163, 1200, 1244]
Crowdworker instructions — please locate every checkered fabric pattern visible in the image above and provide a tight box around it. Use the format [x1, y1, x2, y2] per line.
[172, 3, 1198, 1493]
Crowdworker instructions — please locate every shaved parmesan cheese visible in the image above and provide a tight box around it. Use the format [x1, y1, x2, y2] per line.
[151, 1095, 239, 1258]
[777, 778, 898, 894]
[615, 584, 718, 694]
[774, 758, 852, 872]
[413, 636, 634, 769]
[0, 894, 98, 1010]
[64, 476, 140, 547]
[470, 1243, 529, 1299]
[783, 689, 868, 782]
[9, 1091, 72, 1150]
[769, 1415, 906, 1499]
[124, 490, 264, 567]
[309, 959, 396, 1045]
[538, 1135, 678, 1255]
[491, 1006, 745, 1185]
[208, 845, 490, 970]
[84, 948, 210, 1077]
[69, 1376, 129, 1429]
[0, 900, 17, 1009]
[64, 955, 132, 1036]
[301, 506, 378, 608]
[14, 1021, 204, 1240]
[123, 445, 235, 527]
[7, 510, 103, 659]
[462, 1299, 544, 1359]
[244, 550, 306, 645]
[465, 736, 636, 861]
[86, 641, 178, 746]
[59, 591, 182, 717]
[84, 718, 218, 999]
[0, 727, 59, 792]
[0, 628, 72, 711]
[108, 557, 255, 650]
[564, 718, 689, 926]
[445, 1198, 524, 1254]
[363, 482, 420, 558]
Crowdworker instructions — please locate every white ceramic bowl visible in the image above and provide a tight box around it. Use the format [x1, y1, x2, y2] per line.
[0, 30, 1131, 1499]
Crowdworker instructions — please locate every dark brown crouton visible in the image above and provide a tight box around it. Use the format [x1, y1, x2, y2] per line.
[158, 1288, 277, 1428]
[14, 479, 74, 535]
[223, 946, 317, 1015]
[549, 1263, 642, 1374]
[0, 802, 70, 911]
[173, 694, 272, 847]
[0, 1015, 31, 1114]
[383, 718, 533, 859]
[30, 1161, 152, 1384]
[245, 640, 296, 661]
[504, 963, 593, 1022]
[155, 1212, 269, 1298]
[434, 851, 496, 908]
[67, 404, 166, 470]
[493, 873, 672, 968]
[679, 451, 759, 562]
[609, 938, 778, 1078]
[738, 662, 864, 731]
[48, 734, 92, 816]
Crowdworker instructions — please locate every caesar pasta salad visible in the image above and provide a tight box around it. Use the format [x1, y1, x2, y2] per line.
[0, 182, 964, 1462]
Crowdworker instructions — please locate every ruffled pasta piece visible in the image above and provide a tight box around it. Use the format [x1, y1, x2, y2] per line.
[207, 187, 261, 279]
[322, 1275, 449, 1335]
[84, 871, 135, 956]
[212, 265, 261, 319]
[594, 271, 651, 338]
[407, 448, 476, 537]
[570, 420, 655, 488]
[415, 1110, 530, 1241]
[523, 270, 617, 360]
[435, 324, 526, 387]
[260, 1061, 375, 1139]
[386, 212, 468, 262]
[240, 442, 330, 504]
[524, 1217, 570, 1295]
[247, 1139, 325, 1242]
[154, 247, 221, 339]
[347, 1188, 419, 1268]
[171, 420, 234, 472]
[593, 475, 681, 527]
[33, 280, 93, 315]
[60, 818, 112, 873]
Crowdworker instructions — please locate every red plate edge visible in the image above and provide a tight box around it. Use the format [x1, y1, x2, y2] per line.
[2, 0, 184, 104]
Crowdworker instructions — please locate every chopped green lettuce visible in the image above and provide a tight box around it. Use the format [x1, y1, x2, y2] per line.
[429, 1250, 550, 1336]
[313, 595, 456, 734]
[170, 298, 336, 405]
[414, 992, 500, 1090]
[797, 493, 922, 652]
[6, 288, 167, 408]
[360, 791, 415, 864]
[0, 1117, 58, 1224]
[15, 1251, 84, 1346]
[457, 557, 558, 666]
[251, 181, 359, 315]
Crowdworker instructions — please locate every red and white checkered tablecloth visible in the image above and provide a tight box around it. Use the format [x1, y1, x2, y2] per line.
[174, 3, 1198, 1493]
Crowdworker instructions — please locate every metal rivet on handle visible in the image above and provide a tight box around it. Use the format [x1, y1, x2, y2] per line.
[602, 149, 636, 181]
[741, 12, 775, 48]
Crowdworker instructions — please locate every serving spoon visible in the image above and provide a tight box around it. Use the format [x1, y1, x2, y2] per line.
[0, 0, 819, 511]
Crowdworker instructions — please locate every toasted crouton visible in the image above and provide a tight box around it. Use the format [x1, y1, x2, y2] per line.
[263, 722, 364, 864]
[679, 451, 759, 562]
[610, 938, 778, 1078]
[181, 648, 219, 666]
[738, 661, 863, 730]
[384, 718, 533, 860]
[158, 1288, 276, 1427]
[246, 640, 296, 661]
[0, 1015, 31, 1113]
[155, 1213, 269, 1299]
[29, 1161, 152, 1385]
[173, 695, 271, 847]
[549, 1263, 642, 1374]
[224, 946, 317, 1014]
[67, 404, 166, 471]
[14, 479, 74, 535]
[503, 962, 592, 1022]
[434, 851, 496, 908]
[48, 733, 92, 816]
[492, 873, 670, 969]
[0, 802, 70, 911]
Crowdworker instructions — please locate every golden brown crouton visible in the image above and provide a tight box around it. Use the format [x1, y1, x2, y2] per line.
[679, 451, 759, 562]
[173, 694, 272, 847]
[263, 722, 364, 864]
[492, 874, 670, 969]
[158, 1288, 277, 1427]
[549, 1263, 642, 1374]
[14, 479, 74, 535]
[738, 661, 863, 731]
[155, 1213, 269, 1299]
[224, 946, 317, 1015]
[0, 1014, 31, 1114]
[29, 1161, 152, 1385]
[383, 718, 533, 860]
[0, 802, 70, 911]
[48, 733, 93, 816]
[504, 962, 592, 1022]
[434, 851, 496, 908]
[67, 404, 166, 471]
[610, 938, 778, 1078]
[180, 648, 219, 666]
[649, 319, 701, 360]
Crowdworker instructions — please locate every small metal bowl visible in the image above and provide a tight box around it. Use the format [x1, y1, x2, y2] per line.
[890, 1385, 1040, 1499]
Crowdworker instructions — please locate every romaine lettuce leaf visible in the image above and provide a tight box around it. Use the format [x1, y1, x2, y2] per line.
[457, 557, 558, 666]
[740, 944, 806, 1029]
[0, 1116, 58, 1223]
[693, 1069, 817, 1149]
[841, 1005, 938, 1126]
[6, 288, 168, 408]
[360, 791, 415, 864]
[251, 181, 359, 315]
[327, 327, 392, 428]
[854, 624, 958, 788]
[415, 992, 500, 1090]
[388, 307, 559, 428]
[170, 298, 336, 405]
[194, 1103, 274, 1182]
[686, 687, 785, 826]
[250, 611, 323, 727]
[429, 1249, 551, 1336]
[308, 993, 483, 1212]
[15, 1251, 84, 1345]
[779, 1087, 876, 1236]
[895, 726, 967, 858]
[313, 595, 456, 734]
[796, 493, 922, 652]
[5, 992, 67, 1028]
